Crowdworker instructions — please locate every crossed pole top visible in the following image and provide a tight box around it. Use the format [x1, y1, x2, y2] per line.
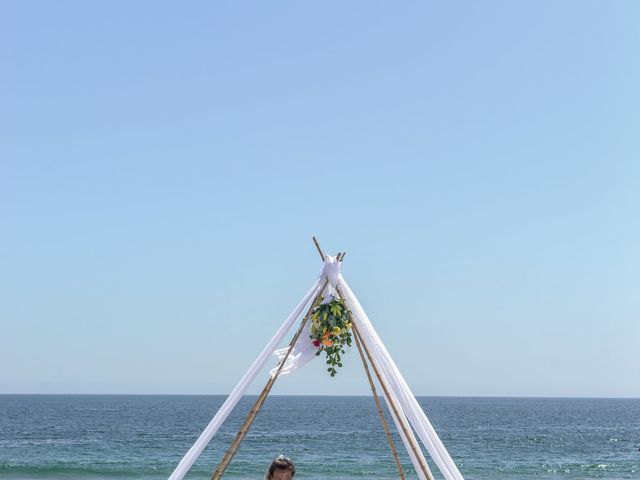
[312, 236, 346, 263]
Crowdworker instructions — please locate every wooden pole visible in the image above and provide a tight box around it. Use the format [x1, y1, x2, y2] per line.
[350, 323, 435, 480]
[211, 238, 418, 480]
[211, 279, 328, 480]
[312, 240, 415, 478]
[312, 236, 325, 261]
[335, 286, 434, 480]
[312, 237, 344, 262]
[352, 325, 406, 479]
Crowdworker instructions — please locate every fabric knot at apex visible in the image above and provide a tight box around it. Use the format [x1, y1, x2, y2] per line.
[322, 255, 341, 289]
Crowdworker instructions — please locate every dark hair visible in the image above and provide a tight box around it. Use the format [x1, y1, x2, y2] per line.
[266, 456, 295, 479]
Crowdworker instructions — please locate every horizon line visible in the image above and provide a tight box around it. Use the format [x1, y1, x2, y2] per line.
[1, 393, 639, 399]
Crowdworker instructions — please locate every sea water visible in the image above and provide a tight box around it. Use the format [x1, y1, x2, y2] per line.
[1, 395, 638, 479]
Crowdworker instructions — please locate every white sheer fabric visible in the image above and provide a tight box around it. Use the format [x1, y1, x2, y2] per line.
[384, 392, 433, 480]
[338, 275, 465, 480]
[270, 318, 318, 377]
[169, 258, 464, 480]
[168, 277, 323, 480]
[321, 254, 341, 298]
[269, 255, 341, 377]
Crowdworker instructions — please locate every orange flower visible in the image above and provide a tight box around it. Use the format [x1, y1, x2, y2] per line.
[322, 338, 333, 347]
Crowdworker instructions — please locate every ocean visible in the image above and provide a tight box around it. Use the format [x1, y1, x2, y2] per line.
[1, 395, 638, 479]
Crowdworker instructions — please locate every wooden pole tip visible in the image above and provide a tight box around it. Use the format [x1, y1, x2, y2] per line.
[312, 236, 325, 261]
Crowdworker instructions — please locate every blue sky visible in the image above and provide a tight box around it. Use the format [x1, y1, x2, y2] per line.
[1, 1, 638, 396]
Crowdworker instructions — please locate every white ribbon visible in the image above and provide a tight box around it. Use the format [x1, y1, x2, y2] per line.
[270, 255, 342, 377]
[338, 275, 465, 480]
[169, 259, 464, 480]
[168, 275, 324, 480]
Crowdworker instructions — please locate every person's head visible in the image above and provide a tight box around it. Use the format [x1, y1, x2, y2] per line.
[265, 455, 295, 480]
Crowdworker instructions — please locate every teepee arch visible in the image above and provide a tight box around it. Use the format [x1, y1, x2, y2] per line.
[168, 239, 464, 480]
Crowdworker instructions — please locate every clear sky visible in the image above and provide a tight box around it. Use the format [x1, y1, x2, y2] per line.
[1, 1, 638, 397]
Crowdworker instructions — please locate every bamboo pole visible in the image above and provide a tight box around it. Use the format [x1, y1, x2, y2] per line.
[211, 237, 417, 479]
[313, 241, 406, 474]
[352, 325, 406, 479]
[210, 279, 329, 480]
[311, 239, 417, 478]
[312, 236, 344, 262]
[350, 323, 435, 480]
[312, 236, 325, 261]
[336, 286, 434, 480]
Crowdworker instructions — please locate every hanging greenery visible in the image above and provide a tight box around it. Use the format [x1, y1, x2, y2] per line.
[309, 297, 353, 377]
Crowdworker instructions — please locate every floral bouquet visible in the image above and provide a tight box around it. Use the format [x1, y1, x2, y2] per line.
[309, 297, 353, 376]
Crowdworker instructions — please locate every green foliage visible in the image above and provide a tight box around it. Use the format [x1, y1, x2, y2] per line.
[309, 297, 353, 377]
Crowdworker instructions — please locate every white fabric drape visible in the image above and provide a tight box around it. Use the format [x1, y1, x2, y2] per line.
[384, 391, 432, 480]
[270, 318, 318, 377]
[169, 257, 464, 480]
[338, 275, 464, 480]
[269, 255, 341, 378]
[168, 276, 323, 480]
